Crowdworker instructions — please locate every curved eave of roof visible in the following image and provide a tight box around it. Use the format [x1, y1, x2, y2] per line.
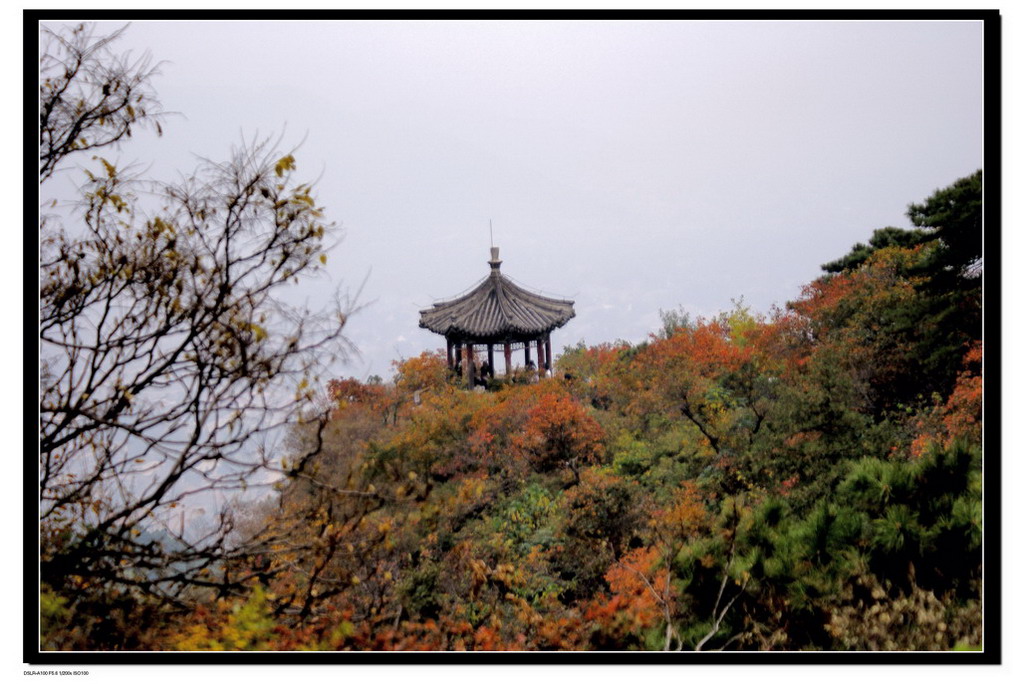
[419, 272, 575, 341]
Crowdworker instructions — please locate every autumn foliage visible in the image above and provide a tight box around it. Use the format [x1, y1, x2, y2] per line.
[42, 173, 985, 652]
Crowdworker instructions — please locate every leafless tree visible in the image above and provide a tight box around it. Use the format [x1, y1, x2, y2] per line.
[38, 22, 353, 612]
[39, 22, 166, 183]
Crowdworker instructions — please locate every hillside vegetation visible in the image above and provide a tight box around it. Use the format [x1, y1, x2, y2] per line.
[42, 172, 983, 651]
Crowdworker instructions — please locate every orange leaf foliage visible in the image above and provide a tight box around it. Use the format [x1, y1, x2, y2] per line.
[910, 341, 982, 458]
[519, 389, 606, 472]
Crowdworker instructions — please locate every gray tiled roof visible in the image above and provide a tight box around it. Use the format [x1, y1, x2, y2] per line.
[419, 266, 575, 343]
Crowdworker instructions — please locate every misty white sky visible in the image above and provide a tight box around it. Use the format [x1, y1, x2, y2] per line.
[46, 18, 984, 381]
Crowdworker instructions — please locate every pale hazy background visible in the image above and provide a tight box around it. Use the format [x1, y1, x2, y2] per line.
[43, 18, 984, 382]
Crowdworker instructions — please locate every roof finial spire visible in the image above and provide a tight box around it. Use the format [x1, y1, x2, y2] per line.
[488, 220, 501, 271]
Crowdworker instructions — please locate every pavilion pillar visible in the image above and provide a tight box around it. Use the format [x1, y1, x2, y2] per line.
[446, 338, 454, 369]
[524, 341, 532, 367]
[464, 345, 475, 386]
[487, 344, 495, 378]
[545, 336, 552, 372]
[537, 337, 546, 373]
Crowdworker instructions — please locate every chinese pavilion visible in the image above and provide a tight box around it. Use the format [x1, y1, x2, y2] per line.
[419, 247, 575, 385]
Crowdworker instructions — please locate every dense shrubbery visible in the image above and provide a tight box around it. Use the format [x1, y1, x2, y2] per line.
[42, 172, 984, 651]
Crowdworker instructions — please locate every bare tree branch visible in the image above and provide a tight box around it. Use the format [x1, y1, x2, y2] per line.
[38, 23, 354, 609]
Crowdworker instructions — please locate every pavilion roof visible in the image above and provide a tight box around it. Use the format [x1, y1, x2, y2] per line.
[418, 249, 575, 343]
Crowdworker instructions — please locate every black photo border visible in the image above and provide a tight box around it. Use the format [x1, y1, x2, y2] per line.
[24, 6, 1002, 666]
